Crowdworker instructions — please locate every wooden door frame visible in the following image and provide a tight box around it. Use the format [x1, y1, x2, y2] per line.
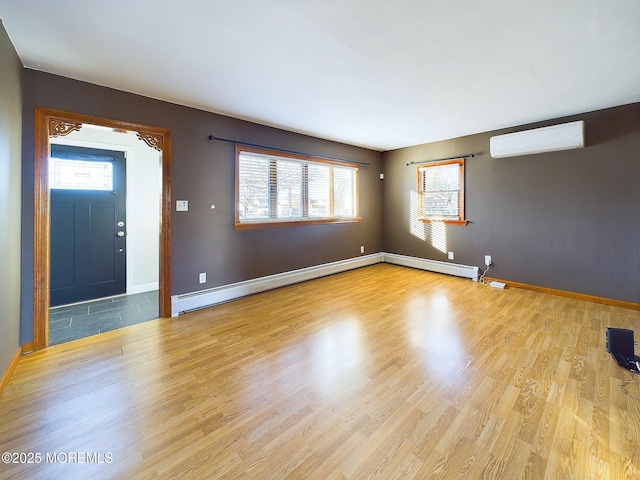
[33, 107, 172, 350]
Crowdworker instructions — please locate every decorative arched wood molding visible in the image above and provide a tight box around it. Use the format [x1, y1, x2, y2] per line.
[137, 132, 163, 151]
[33, 107, 172, 351]
[49, 118, 83, 138]
[47, 118, 163, 154]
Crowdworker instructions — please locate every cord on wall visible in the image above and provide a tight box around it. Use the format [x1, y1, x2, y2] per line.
[479, 264, 490, 285]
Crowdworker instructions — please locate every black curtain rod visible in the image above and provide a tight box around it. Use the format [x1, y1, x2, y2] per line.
[405, 153, 475, 166]
[208, 135, 371, 167]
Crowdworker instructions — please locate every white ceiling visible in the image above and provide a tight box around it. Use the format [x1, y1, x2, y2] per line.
[1, 0, 639, 151]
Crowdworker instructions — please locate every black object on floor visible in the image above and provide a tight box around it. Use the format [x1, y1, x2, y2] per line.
[606, 327, 639, 373]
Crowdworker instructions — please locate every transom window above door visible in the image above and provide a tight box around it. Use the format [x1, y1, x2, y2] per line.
[49, 158, 114, 191]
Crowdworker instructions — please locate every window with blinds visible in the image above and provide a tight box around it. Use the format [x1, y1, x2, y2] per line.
[236, 146, 359, 229]
[418, 158, 467, 225]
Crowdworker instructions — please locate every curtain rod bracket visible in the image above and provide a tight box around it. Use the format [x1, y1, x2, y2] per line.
[208, 134, 371, 167]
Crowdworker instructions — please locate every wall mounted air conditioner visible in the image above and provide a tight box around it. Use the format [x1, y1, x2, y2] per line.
[490, 120, 584, 158]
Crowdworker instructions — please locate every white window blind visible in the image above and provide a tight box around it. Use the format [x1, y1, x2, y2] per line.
[238, 153, 270, 220]
[308, 163, 330, 218]
[237, 148, 358, 226]
[277, 159, 302, 219]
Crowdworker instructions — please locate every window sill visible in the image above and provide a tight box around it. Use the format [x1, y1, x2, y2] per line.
[419, 218, 468, 226]
[235, 217, 361, 230]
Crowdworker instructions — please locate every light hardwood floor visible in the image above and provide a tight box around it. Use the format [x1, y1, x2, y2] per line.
[1, 264, 639, 479]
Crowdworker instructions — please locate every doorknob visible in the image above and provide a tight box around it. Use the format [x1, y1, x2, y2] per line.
[116, 231, 125, 237]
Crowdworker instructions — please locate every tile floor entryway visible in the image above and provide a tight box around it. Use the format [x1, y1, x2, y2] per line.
[49, 291, 159, 346]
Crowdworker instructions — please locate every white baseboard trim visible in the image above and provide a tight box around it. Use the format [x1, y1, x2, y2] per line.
[171, 253, 384, 316]
[383, 252, 479, 281]
[128, 282, 160, 295]
[171, 253, 480, 316]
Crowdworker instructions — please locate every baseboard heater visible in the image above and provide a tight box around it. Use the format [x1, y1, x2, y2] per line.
[383, 253, 479, 282]
[171, 253, 384, 316]
[171, 252, 479, 316]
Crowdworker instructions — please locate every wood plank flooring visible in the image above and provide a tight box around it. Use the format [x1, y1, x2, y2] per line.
[1, 264, 639, 479]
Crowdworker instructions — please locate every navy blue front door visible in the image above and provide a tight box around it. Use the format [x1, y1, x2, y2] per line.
[50, 145, 127, 307]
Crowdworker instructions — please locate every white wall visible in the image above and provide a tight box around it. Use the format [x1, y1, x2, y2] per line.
[50, 126, 161, 295]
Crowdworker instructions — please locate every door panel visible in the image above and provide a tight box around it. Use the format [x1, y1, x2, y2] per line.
[89, 201, 118, 284]
[50, 202, 76, 290]
[50, 145, 126, 307]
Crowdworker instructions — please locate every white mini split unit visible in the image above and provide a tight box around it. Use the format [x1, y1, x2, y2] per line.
[490, 120, 585, 158]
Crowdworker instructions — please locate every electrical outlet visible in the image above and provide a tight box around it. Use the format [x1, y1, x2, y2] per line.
[199, 272, 206, 284]
[360, 245, 365, 254]
[448, 251, 454, 260]
[485, 255, 492, 266]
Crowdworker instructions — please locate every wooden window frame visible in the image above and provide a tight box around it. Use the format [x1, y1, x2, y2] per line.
[418, 158, 467, 226]
[235, 146, 360, 230]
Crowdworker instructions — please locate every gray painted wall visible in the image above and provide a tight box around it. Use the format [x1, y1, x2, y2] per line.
[20, 70, 384, 344]
[383, 104, 640, 303]
[0, 21, 22, 376]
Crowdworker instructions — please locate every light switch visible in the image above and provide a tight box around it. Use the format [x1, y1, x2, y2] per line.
[176, 200, 188, 211]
